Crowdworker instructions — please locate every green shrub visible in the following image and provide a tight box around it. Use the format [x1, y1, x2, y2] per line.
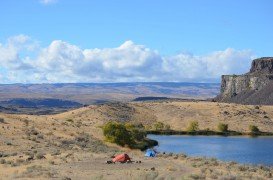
[0, 159, 6, 164]
[66, 119, 74, 123]
[131, 123, 144, 129]
[103, 122, 133, 146]
[125, 123, 146, 141]
[103, 122, 158, 149]
[218, 123, 228, 132]
[153, 122, 164, 130]
[152, 122, 171, 131]
[164, 124, 171, 130]
[187, 121, 199, 132]
[249, 125, 259, 133]
[36, 152, 45, 159]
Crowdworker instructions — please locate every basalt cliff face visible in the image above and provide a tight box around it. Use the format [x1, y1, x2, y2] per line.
[216, 57, 273, 105]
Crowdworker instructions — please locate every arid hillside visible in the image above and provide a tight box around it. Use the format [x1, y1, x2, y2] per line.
[0, 101, 273, 179]
[135, 101, 273, 133]
[75, 101, 273, 133]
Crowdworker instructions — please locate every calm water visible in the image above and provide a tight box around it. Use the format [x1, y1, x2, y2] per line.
[147, 135, 273, 166]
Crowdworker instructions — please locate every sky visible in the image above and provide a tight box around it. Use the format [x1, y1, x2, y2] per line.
[0, 0, 272, 83]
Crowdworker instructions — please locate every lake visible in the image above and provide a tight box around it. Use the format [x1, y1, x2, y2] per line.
[147, 135, 273, 166]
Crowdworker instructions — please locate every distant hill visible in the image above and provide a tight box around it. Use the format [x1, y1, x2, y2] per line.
[0, 82, 220, 104]
[0, 98, 81, 108]
[0, 98, 82, 115]
[133, 96, 170, 101]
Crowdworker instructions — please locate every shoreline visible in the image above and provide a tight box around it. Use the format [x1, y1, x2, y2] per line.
[146, 130, 273, 136]
[155, 152, 273, 168]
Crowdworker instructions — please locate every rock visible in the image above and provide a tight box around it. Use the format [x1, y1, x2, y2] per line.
[27, 155, 34, 161]
[215, 57, 273, 105]
[223, 111, 229, 115]
[249, 57, 273, 74]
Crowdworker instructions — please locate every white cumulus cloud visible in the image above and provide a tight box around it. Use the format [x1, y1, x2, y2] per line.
[0, 35, 255, 83]
[0, 34, 37, 70]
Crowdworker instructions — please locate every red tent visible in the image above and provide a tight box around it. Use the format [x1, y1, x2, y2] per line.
[112, 153, 131, 163]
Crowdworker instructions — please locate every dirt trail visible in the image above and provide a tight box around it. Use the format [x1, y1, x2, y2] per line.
[56, 155, 194, 180]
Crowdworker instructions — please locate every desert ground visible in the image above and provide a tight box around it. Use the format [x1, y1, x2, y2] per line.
[0, 101, 273, 179]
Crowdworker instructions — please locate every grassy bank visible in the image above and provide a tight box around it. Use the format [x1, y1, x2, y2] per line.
[146, 130, 273, 136]
[146, 121, 273, 136]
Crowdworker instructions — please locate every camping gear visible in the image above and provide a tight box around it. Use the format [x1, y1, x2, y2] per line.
[145, 149, 156, 157]
[112, 153, 131, 163]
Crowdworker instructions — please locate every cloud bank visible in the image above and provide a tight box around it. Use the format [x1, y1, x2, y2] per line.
[0, 35, 255, 83]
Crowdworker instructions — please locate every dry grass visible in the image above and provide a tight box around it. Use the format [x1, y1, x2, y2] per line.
[137, 101, 273, 132]
[0, 101, 272, 179]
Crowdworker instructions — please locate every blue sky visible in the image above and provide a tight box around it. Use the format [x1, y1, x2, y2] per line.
[0, 0, 272, 83]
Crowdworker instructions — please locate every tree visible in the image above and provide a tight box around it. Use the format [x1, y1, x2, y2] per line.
[187, 121, 199, 132]
[218, 123, 228, 132]
[125, 123, 146, 141]
[153, 122, 164, 130]
[164, 124, 171, 130]
[103, 122, 133, 146]
[249, 125, 259, 133]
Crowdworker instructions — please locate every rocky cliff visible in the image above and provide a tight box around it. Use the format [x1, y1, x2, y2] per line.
[216, 57, 273, 105]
